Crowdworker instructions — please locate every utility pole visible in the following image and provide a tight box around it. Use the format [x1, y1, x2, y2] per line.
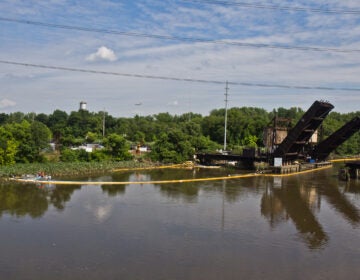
[224, 81, 229, 152]
[102, 108, 106, 138]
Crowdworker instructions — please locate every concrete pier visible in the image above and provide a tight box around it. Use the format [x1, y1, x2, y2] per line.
[271, 162, 332, 174]
[271, 164, 300, 174]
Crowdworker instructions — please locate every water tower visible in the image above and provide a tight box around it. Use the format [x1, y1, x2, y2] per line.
[79, 101, 87, 111]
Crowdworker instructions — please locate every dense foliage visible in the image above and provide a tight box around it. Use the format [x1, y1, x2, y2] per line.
[0, 106, 358, 166]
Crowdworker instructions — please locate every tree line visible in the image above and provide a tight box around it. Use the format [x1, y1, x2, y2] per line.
[0, 106, 358, 165]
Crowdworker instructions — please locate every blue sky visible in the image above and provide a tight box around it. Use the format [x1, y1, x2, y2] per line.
[0, 0, 359, 117]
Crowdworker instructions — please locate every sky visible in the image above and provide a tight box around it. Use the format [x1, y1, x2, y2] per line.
[0, 0, 360, 117]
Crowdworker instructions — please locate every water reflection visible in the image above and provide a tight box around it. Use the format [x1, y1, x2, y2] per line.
[261, 174, 360, 249]
[155, 183, 199, 203]
[0, 183, 49, 218]
[313, 176, 360, 226]
[49, 184, 81, 210]
[0, 182, 80, 218]
[1, 168, 359, 250]
[344, 180, 360, 195]
[261, 177, 329, 249]
[1, 168, 360, 279]
[101, 185, 126, 197]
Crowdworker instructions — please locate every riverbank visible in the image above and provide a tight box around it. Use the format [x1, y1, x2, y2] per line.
[2, 156, 359, 182]
[0, 160, 159, 180]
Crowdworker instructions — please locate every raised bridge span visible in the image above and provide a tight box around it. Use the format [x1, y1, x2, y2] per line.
[312, 116, 360, 161]
[273, 100, 334, 161]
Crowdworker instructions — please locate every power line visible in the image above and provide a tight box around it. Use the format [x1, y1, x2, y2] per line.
[1, 59, 360, 92]
[182, 0, 360, 15]
[0, 17, 359, 53]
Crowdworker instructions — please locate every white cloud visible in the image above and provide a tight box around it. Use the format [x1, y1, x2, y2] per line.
[0, 98, 16, 109]
[86, 46, 117, 62]
[0, 1, 360, 116]
[168, 100, 179, 106]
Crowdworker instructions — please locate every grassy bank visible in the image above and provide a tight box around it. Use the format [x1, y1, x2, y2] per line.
[0, 161, 157, 179]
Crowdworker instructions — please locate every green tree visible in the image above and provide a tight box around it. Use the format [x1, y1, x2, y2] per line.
[5, 120, 51, 163]
[202, 107, 269, 147]
[243, 135, 258, 148]
[31, 121, 52, 151]
[67, 110, 102, 138]
[104, 133, 132, 161]
[7, 112, 25, 123]
[85, 132, 100, 143]
[0, 126, 18, 165]
[150, 129, 194, 163]
[60, 148, 80, 162]
[0, 113, 9, 125]
[201, 113, 224, 143]
[48, 110, 69, 147]
[191, 135, 220, 152]
[35, 113, 49, 125]
[134, 131, 146, 145]
[6, 121, 34, 163]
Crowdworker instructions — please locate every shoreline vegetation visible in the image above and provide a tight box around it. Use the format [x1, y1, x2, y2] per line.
[2, 155, 359, 182]
[0, 160, 159, 180]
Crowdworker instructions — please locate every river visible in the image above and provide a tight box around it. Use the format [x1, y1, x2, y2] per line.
[0, 165, 359, 279]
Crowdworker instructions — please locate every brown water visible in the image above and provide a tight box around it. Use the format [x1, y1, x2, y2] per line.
[1, 166, 360, 279]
